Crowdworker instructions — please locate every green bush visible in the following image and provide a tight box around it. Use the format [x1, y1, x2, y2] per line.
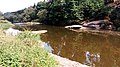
[0, 43, 57, 67]
[17, 31, 40, 40]
[0, 31, 58, 67]
[0, 22, 13, 30]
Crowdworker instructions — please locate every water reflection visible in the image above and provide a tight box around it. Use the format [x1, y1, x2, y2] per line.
[40, 25, 120, 67]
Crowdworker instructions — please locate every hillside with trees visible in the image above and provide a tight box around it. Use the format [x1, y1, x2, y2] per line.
[3, 0, 120, 30]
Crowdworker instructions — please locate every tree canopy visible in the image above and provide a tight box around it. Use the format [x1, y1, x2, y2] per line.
[3, 0, 120, 30]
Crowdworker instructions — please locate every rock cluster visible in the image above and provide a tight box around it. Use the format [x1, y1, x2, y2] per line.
[65, 20, 114, 30]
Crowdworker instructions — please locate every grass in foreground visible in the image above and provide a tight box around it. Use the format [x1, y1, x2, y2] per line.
[0, 20, 14, 30]
[0, 29, 58, 67]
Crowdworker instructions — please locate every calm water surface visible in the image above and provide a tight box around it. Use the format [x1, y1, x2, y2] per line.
[15, 24, 120, 67]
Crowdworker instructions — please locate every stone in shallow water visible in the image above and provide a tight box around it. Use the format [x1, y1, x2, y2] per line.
[41, 41, 54, 53]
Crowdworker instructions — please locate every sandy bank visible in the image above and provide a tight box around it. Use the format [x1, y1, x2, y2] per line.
[50, 54, 90, 67]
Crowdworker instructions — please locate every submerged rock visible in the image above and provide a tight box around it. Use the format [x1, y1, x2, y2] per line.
[41, 41, 54, 53]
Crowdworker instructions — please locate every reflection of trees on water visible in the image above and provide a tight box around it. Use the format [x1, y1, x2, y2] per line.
[40, 26, 120, 67]
[57, 36, 66, 55]
[71, 33, 83, 58]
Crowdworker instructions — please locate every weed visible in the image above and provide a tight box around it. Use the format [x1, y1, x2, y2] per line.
[0, 29, 58, 67]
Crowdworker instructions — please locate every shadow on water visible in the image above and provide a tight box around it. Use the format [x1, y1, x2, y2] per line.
[14, 24, 120, 67]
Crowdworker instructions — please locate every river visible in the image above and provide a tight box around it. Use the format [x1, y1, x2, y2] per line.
[14, 24, 120, 67]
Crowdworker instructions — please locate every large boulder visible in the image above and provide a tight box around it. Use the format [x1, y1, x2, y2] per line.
[82, 20, 114, 30]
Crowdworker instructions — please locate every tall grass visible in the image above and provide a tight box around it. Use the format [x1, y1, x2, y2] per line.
[0, 21, 14, 30]
[0, 24, 58, 67]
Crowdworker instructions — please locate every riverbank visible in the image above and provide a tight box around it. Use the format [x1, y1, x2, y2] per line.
[71, 29, 120, 36]
[51, 54, 89, 67]
[0, 29, 58, 67]
[0, 29, 89, 67]
[0, 22, 89, 67]
[0, 20, 58, 66]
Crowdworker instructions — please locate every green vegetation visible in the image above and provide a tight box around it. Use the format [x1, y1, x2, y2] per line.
[3, 0, 120, 30]
[110, 7, 120, 30]
[45, 0, 106, 25]
[0, 21, 14, 30]
[4, 0, 106, 24]
[0, 14, 13, 30]
[0, 22, 58, 67]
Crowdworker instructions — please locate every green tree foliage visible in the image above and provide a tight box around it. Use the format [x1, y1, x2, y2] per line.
[110, 7, 120, 30]
[4, 6, 38, 23]
[3, 0, 120, 28]
[3, 0, 107, 25]
[37, 9, 48, 22]
[45, 0, 68, 25]
[36, 1, 48, 22]
[45, 0, 81, 25]
[44, 0, 106, 25]
[78, 0, 105, 20]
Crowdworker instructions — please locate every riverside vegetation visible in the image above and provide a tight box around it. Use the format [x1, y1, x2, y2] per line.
[0, 0, 120, 67]
[3, 0, 120, 30]
[0, 22, 58, 67]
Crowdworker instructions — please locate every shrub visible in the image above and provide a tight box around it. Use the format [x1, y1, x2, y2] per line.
[0, 42, 57, 67]
[0, 21, 13, 30]
[0, 31, 58, 67]
[17, 31, 40, 40]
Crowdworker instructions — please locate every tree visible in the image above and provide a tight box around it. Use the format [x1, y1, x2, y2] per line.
[110, 7, 120, 30]
[78, 0, 105, 20]
[37, 9, 47, 22]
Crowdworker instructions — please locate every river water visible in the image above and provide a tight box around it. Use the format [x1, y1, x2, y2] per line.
[14, 24, 120, 67]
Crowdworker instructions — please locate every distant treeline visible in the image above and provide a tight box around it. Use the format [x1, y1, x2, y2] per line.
[3, 0, 120, 30]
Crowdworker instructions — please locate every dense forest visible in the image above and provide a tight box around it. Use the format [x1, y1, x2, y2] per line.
[3, 0, 120, 30]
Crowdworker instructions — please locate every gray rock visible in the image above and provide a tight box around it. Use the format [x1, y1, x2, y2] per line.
[41, 41, 53, 53]
[82, 20, 114, 30]
[3, 28, 21, 36]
